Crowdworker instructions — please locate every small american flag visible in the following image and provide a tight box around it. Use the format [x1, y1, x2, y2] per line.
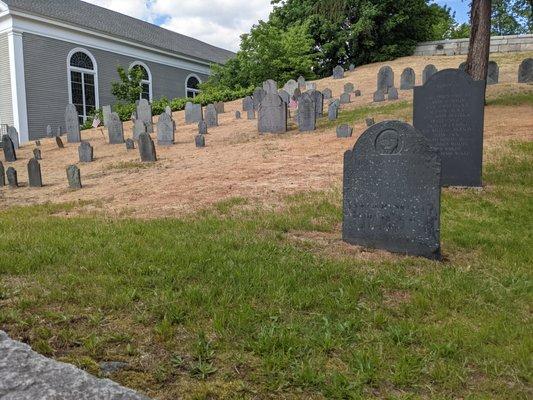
[92, 117, 101, 128]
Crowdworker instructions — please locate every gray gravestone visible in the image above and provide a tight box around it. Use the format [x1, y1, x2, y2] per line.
[328, 101, 339, 121]
[235, 111, 241, 119]
[242, 96, 254, 112]
[518, 58, 533, 83]
[258, 93, 287, 134]
[377, 66, 394, 94]
[136, 99, 153, 133]
[365, 117, 375, 127]
[333, 65, 344, 79]
[107, 113, 124, 144]
[323, 88, 332, 100]
[309, 90, 324, 117]
[66, 165, 82, 189]
[400, 68, 416, 90]
[165, 105, 172, 117]
[283, 79, 298, 96]
[33, 148, 41, 160]
[0, 161, 4, 186]
[340, 93, 351, 104]
[65, 104, 81, 143]
[2, 135, 16, 162]
[125, 138, 135, 150]
[373, 90, 385, 102]
[336, 124, 353, 138]
[195, 134, 205, 148]
[27, 158, 42, 187]
[414, 69, 485, 187]
[46, 125, 53, 137]
[487, 61, 499, 85]
[138, 132, 157, 162]
[55, 136, 64, 149]
[185, 102, 203, 124]
[198, 120, 208, 135]
[78, 141, 93, 162]
[297, 93, 316, 132]
[278, 90, 290, 105]
[157, 112, 175, 146]
[388, 87, 399, 100]
[343, 120, 441, 259]
[263, 79, 278, 94]
[458, 61, 467, 71]
[215, 101, 225, 114]
[205, 104, 218, 127]
[247, 110, 256, 120]
[6, 167, 17, 188]
[133, 119, 147, 140]
[297, 76, 306, 89]
[102, 105, 112, 126]
[349, 64, 355, 72]
[422, 64, 438, 85]
[7, 126, 19, 149]
[344, 83, 354, 93]
[305, 82, 316, 91]
[354, 89, 361, 97]
[253, 87, 267, 110]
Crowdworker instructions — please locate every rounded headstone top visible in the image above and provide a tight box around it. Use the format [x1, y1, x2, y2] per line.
[422, 68, 477, 87]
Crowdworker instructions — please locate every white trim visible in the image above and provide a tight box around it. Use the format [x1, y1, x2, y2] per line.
[7, 30, 28, 143]
[185, 73, 202, 98]
[67, 48, 100, 123]
[129, 61, 153, 102]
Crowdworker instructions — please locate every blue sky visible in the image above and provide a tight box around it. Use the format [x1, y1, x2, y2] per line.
[435, 0, 470, 23]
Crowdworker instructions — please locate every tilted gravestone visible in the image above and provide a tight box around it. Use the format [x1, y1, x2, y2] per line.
[258, 93, 287, 134]
[422, 64, 438, 85]
[400, 68, 416, 90]
[157, 112, 175, 146]
[138, 132, 157, 162]
[195, 134, 206, 148]
[283, 79, 298, 96]
[242, 96, 254, 112]
[6, 167, 17, 188]
[340, 93, 351, 104]
[0, 161, 4, 186]
[336, 124, 353, 138]
[33, 148, 41, 160]
[78, 141, 93, 163]
[65, 104, 81, 143]
[133, 119, 147, 140]
[2, 135, 16, 162]
[487, 61, 499, 85]
[55, 136, 64, 149]
[107, 113, 124, 144]
[278, 90, 290, 105]
[136, 99, 153, 133]
[344, 83, 354, 93]
[518, 58, 533, 83]
[46, 125, 53, 137]
[332, 65, 344, 79]
[125, 138, 135, 150]
[27, 158, 43, 188]
[328, 101, 339, 121]
[235, 111, 241, 119]
[247, 110, 256, 120]
[102, 105, 112, 126]
[66, 165, 82, 189]
[373, 90, 385, 102]
[185, 102, 203, 124]
[309, 90, 324, 117]
[205, 104, 218, 127]
[263, 79, 278, 94]
[413, 69, 485, 187]
[322, 88, 332, 100]
[343, 120, 441, 259]
[388, 87, 399, 100]
[297, 93, 316, 132]
[214, 101, 225, 114]
[377, 66, 394, 94]
[7, 126, 19, 149]
[365, 117, 375, 127]
[198, 120, 208, 135]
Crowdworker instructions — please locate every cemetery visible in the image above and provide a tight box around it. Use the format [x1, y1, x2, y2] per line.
[0, 47, 532, 399]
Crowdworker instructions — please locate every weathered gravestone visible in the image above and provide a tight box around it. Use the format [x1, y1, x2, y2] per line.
[6, 167, 17, 188]
[258, 93, 287, 134]
[309, 90, 324, 117]
[185, 102, 203, 124]
[292, 88, 301, 101]
[165, 106, 172, 117]
[263, 79, 278, 94]
[27, 158, 43, 187]
[336, 124, 353, 138]
[33, 148, 41, 160]
[198, 120, 208, 135]
[157, 112, 175, 146]
[388, 87, 399, 100]
[102, 105, 112, 126]
[400, 68, 416, 90]
[78, 141, 93, 162]
[55, 136, 64, 149]
[136, 99, 153, 133]
[333, 65, 344, 79]
[413, 69, 485, 187]
[344, 83, 354, 93]
[322, 88, 332, 100]
[487, 61, 499, 85]
[66, 165, 82, 189]
[235, 111, 241, 119]
[283, 79, 298, 96]
[133, 119, 147, 140]
[46, 125, 53, 137]
[328, 101, 339, 121]
[107, 113, 124, 144]
[365, 117, 375, 127]
[242, 96, 254, 112]
[65, 104, 81, 143]
[340, 93, 351, 104]
[343, 120, 441, 259]
[305, 82, 316, 91]
[138, 132, 157, 162]
[297, 76, 306, 89]
[214, 101, 225, 114]
[518, 58, 533, 83]
[2, 135, 16, 162]
[0, 161, 4, 186]
[7, 126, 19, 149]
[125, 138, 135, 150]
[247, 110, 256, 120]
[195, 134, 205, 148]
[253, 87, 267, 110]
[278, 90, 290, 105]
[373, 90, 385, 102]
[205, 104, 218, 127]
[377, 66, 394, 94]
[422, 64, 438, 84]
[297, 93, 316, 132]
[349, 64, 355, 72]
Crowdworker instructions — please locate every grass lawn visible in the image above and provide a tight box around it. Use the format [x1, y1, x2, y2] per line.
[1, 116, 532, 398]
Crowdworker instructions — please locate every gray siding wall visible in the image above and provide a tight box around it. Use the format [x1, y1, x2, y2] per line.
[23, 33, 210, 139]
[0, 33, 13, 126]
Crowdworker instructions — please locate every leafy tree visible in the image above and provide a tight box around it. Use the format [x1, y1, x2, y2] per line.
[111, 65, 145, 103]
[492, 0, 531, 34]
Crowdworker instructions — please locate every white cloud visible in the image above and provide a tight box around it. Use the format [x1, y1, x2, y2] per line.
[82, 0, 274, 51]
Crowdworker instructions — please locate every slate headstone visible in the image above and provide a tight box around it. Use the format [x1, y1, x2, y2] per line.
[7, 126, 19, 149]
[305, 82, 316, 91]
[263, 79, 278, 94]
[253, 87, 267, 110]
[518, 58, 533, 83]
[328, 101, 339, 121]
[377, 66, 394, 94]
[336, 124, 353, 138]
[422, 64, 438, 85]
[458, 61, 467, 71]
[55, 136, 64, 149]
[487, 61, 499, 85]
[205, 104, 218, 127]
[297, 76, 306, 89]
[136, 99, 153, 133]
[309, 90, 324, 117]
[102, 105, 112, 126]
[365, 117, 375, 127]
[373, 90, 385, 102]
[198, 120, 208, 135]
[138, 132, 157, 162]
[322, 88, 332, 100]
[2, 135, 16, 162]
[344, 83, 354, 94]
[27, 158, 42, 187]
[195, 134, 206, 148]
[33, 148, 41, 160]
[343, 120, 441, 259]
[340, 93, 351, 104]
[78, 141, 93, 163]
[157, 112, 175, 146]
[185, 102, 203, 124]
[292, 88, 302, 101]
[247, 110, 256, 120]
[242, 96, 254, 112]
[125, 138, 135, 150]
[235, 111, 241, 119]
[46, 125, 53, 137]
[278, 90, 290, 105]
[214, 101, 225, 114]
[349, 64, 355, 72]
[66, 165, 82, 189]
[133, 119, 147, 140]
[258, 93, 287, 134]
[165, 105, 172, 117]
[0, 161, 4, 187]
[65, 104, 81, 143]
[283, 79, 298, 96]
[400, 68, 416, 90]
[388, 87, 399, 100]
[297, 93, 316, 132]
[413, 69, 485, 187]
[107, 113, 124, 144]
[6, 167, 17, 188]
[333, 65, 344, 79]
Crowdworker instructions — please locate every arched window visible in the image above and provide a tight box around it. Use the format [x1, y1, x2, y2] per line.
[130, 62, 152, 102]
[185, 74, 201, 98]
[67, 48, 99, 123]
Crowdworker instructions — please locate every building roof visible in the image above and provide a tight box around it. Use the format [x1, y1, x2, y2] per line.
[3, 0, 235, 65]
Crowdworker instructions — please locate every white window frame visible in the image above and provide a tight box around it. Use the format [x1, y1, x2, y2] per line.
[67, 47, 99, 123]
[185, 73, 202, 98]
[129, 61, 153, 102]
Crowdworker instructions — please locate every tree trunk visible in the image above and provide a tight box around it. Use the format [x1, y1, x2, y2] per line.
[465, 0, 492, 82]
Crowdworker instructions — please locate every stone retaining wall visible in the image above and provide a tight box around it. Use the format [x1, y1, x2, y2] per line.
[414, 34, 533, 56]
